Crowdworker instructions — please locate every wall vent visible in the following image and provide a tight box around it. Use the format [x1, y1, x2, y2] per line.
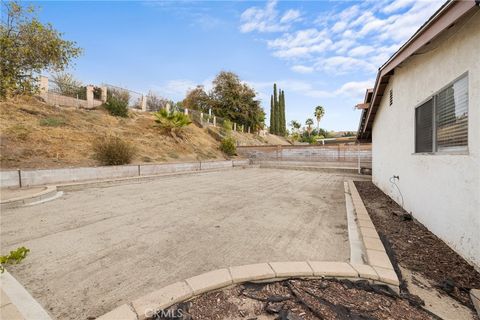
[389, 89, 393, 106]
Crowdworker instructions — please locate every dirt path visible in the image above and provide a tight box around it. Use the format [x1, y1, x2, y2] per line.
[1, 168, 352, 319]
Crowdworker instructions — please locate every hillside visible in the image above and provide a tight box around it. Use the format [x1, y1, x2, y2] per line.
[0, 97, 291, 170]
[0, 97, 226, 169]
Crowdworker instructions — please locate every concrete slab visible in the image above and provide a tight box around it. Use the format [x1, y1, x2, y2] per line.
[185, 269, 232, 295]
[132, 281, 192, 320]
[366, 250, 393, 269]
[1, 168, 350, 319]
[229, 263, 275, 283]
[349, 263, 379, 280]
[96, 304, 137, 320]
[308, 261, 357, 278]
[269, 261, 313, 277]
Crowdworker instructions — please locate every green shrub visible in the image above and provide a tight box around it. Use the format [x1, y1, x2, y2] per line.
[104, 95, 129, 117]
[220, 136, 236, 156]
[39, 117, 65, 127]
[154, 109, 191, 137]
[222, 119, 233, 134]
[1, 246, 30, 273]
[92, 135, 136, 165]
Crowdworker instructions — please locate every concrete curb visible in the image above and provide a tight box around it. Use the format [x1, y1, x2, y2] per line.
[0, 186, 58, 210]
[0, 270, 52, 320]
[97, 260, 401, 320]
[471, 289, 480, 318]
[347, 180, 399, 286]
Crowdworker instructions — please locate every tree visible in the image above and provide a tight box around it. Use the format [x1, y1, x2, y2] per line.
[279, 90, 286, 135]
[52, 72, 85, 99]
[289, 120, 301, 133]
[272, 83, 278, 134]
[269, 94, 274, 134]
[314, 105, 325, 130]
[305, 118, 314, 136]
[146, 91, 173, 112]
[209, 71, 264, 131]
[0, 1, 82, 98]
[182, 85, 211, 113]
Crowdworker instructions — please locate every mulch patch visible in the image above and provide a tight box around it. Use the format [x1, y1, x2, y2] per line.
[354, 181, 480, 309]
[157, 279, 436, 320]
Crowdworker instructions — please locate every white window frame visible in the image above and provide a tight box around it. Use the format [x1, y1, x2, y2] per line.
[413, 72, 469, 155]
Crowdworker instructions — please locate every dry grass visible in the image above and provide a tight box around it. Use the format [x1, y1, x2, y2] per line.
[0, 96, 225, 169]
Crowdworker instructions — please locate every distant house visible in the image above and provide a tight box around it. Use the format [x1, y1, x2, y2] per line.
[356, 1, 479, 268]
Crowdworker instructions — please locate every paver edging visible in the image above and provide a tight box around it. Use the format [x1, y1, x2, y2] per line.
[347, 181, 399, 282]
[97, 260, 400, 320]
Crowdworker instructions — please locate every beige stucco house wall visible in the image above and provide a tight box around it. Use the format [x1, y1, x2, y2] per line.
[371, 10, 479, 268]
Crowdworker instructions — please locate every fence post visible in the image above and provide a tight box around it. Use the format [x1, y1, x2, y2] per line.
[200, 112, 204, 124]
[213, 116, 216, 127]
[184, 108, 189, 115]
[86, 85, 94, 108]
[101, 86, 107, 103]
[233, 123, 237, 131]
[141, 95, 147, 111]
[39, 76, 48, 96]
[248, 127, 250, 134]
[166, 103, 170, 113]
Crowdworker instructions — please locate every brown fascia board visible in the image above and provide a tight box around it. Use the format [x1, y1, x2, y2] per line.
[361, 0, 478, 134]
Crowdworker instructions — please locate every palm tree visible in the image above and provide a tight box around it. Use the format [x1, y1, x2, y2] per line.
[289, 120, 301, 133]
[314, 105, 325, 130]
[305, 118, 314, 136]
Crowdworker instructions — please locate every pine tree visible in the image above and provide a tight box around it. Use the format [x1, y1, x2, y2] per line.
[269, 94, 274, 133]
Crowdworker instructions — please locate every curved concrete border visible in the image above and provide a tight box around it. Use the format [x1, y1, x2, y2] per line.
[0, 186, 58, 210]
[97, 260, 400, 320]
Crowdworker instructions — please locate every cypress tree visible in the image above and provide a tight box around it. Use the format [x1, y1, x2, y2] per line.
[269, 94, 274, 133]
[279, 90, 285, 135]
[281, 90, 286, 135]
[273, 83, 278, 134]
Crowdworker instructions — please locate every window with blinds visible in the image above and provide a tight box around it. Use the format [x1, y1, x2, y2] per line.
[415, 74, 468, 153]
[415, 99, 433, 153]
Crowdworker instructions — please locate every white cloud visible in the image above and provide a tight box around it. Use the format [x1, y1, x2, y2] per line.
[291, 65, 314, 74]
[245, 0, 444, 76]
[239, 0, 300, 33]
[335, 80, 375, 100]
[280, 9, 301, 23]
[152, 78, 213, 100]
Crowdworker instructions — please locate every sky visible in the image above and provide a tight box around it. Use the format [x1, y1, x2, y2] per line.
[30, 0, 444, 131]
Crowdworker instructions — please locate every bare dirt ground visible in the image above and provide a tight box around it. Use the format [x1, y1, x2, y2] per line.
[355, 181, 480, 320]
[0, 96, 225, 169]
[1, 168, 353, 320]
[165, 279, 436, 320]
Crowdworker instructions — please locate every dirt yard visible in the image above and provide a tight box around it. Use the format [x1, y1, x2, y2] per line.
[1, 168, 353, 319]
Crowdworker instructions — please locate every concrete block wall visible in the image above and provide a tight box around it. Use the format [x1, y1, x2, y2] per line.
[0, 171, 20, 188]
[20, 165, 139, 187]
[140, 162, 200, 176]
[201, 160, 233, 170]
[1, 160, 252, 188]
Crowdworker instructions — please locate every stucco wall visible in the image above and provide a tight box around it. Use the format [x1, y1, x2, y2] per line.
[371, 11, 480, 268]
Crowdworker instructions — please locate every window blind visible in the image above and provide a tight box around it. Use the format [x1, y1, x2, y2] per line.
[415, 99, 433, 153]
[435, 76, 468, 151]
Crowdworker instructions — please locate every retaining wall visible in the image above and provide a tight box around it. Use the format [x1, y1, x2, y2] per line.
[0, 170, 20, 188]
[1, 160, 251, 188]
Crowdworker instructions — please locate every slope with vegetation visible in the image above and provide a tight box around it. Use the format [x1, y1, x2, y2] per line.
[0, 97, 226, 169]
